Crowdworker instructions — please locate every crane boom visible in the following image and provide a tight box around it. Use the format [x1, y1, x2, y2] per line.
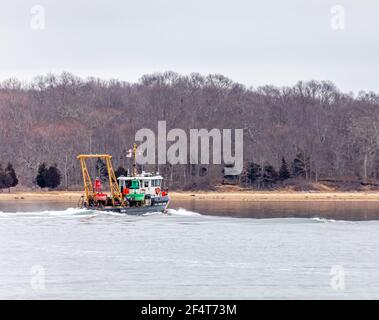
[77, 154, 124, 207]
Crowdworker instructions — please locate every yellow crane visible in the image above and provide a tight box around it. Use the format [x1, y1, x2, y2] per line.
[77, 154, 124, 207]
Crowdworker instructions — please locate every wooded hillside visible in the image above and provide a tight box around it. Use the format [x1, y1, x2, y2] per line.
[1, 71, 378, 190]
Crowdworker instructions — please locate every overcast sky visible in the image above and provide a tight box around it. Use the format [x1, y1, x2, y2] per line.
[0, 0, 378, 93]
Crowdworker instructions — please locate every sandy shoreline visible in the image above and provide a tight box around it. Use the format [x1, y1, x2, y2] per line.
[1, 191, 379, 203]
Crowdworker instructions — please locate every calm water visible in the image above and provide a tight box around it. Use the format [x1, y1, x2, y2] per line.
[1, 200, 379, 299]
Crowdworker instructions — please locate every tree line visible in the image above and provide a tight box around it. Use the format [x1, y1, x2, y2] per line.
[245, 154, 307, 188]
[0, 162, 62, 191]
[1, 71, 379, 190]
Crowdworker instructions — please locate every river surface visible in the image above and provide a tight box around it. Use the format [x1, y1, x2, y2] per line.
[1, 200, 379, 299]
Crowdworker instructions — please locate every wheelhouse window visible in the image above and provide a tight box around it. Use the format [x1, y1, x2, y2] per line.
[153, 179, 161, 187]
[120, 180, 132, 188]
[131, 180, 139, 189]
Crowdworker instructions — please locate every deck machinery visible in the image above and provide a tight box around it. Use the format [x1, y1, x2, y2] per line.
[77, 154, 124, 208]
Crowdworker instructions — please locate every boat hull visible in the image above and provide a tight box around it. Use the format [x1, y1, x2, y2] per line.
[84, 198, 170, 215]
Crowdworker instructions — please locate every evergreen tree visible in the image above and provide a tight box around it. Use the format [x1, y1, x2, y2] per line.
[0, 164, 10, 191]
[247, 162, 261, 183]
[0, 163, 18, 191]
[115, 166, 127, 177]
[36, 163, 48, 188]
[0, 164, 3, 189]
[5, 163, 18, 188]
[279, 157, 291, 181]
[46, 164, 61, 189]
[263, 165, 279, 184]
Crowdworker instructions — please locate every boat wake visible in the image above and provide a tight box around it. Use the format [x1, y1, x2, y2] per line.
[311, 217, 338, 223]
[166, 208, 202, 217]
[142, 211, 164, 216]
[142, 208, 202, 217]
[0, 208, 96, 218]
[0, 207, 202, 218]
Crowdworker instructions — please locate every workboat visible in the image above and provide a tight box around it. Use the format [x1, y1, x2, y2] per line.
[77, 145, 170, 215]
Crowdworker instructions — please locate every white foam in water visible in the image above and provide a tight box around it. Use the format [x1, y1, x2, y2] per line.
[143, 211, 164, 216]
[311, 217, 337, 223]
[0, 208, 201, 218]
[0, 207, 95, 217]
[166, 208, 201, 217]
[143, 209, 202, 217]
[102, 208, 202, 217]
